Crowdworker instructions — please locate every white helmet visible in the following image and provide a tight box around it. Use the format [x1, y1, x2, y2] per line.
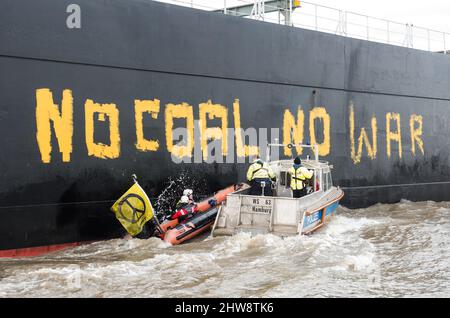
[183, 189, 193, 196]
[180, 195, 189, 204]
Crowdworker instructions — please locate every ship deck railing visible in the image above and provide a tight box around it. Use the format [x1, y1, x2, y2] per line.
[153, 0, 450, 54]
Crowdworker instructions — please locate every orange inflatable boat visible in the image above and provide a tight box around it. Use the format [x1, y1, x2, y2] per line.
[158, 183, 245, 245]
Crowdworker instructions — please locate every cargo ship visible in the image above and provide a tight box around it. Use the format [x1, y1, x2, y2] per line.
[1, 0, 450, 255]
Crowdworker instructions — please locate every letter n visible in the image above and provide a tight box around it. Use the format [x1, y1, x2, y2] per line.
[35, 88, 73, 163]
[282, 107, 304, 156]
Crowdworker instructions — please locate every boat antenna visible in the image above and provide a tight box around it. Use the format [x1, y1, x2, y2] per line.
[313, 144, 319, 162]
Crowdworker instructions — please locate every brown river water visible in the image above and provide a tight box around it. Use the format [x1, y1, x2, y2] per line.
[0, 200, 448, 298]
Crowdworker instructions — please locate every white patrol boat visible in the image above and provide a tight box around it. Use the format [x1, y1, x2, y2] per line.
[211, 143, 344, 237]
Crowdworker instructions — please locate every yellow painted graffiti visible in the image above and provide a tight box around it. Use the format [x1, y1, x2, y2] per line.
[199, 100, 228, 160]
[35, 88, 73, 163]
[233, 99, 259, 157]
[309, 107, 331, 157]
[386, 112, 402, 159]
[34, 88, 427, 164]
[282, 107, 304, 156]
[164, 103, 194, 158]
[135, 99, 160, 152]
[410, 114, 424, 155]
[349, 103, 377, 164]
[85, 99, 120, 159]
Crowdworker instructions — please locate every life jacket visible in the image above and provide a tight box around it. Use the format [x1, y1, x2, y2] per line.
[171, 203, 199, 222]
[247, 161, 276, 181]
[289, 165, 313, 190]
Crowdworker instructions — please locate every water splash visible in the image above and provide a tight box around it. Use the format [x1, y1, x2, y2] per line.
[154, 170, 208, 218]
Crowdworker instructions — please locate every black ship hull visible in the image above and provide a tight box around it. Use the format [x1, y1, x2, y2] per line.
[1, 0, 450, 253]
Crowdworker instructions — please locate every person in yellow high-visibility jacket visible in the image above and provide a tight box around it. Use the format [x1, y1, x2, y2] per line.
[246, 158, 276, 196]
[289, 156, 314, 198]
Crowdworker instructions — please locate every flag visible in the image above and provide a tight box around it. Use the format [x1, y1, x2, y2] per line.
[110, 181, 155, 236]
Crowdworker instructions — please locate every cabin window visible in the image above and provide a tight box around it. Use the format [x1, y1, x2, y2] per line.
[309, 169, 317, 193]
[315, 170, 322, 192]
[328, 172, 333, 189]
[323, 171, 332, 191]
